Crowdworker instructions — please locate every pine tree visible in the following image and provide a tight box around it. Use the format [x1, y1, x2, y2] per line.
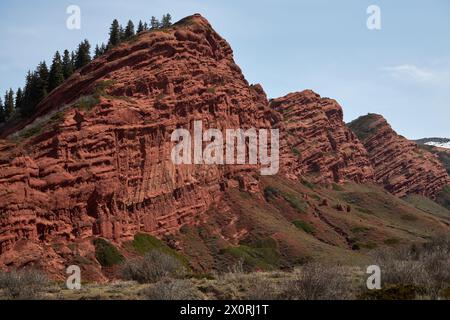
[4, 89, 15, 119]
[137, 20, 144, 33]
[94, 44, 101, 58]
[74, 40, 91, 70]
[62, 50, 74, 79]
[108, 19, 121, 47]
[49, 51, 65, 91]
[0, 97, 5, 123]
[124, 20, 135, 39]
[21, 71, 38, 116]
[94, 43, 107, 58]
[119, 25, 125, 41]
[161, 14, 172, 28]
[150, 16, 160, 30]
[100, 43, 107, 54]
[143, 22, 149, 30]
[36, 62, 49, 102]
[15, 88, 23, 112]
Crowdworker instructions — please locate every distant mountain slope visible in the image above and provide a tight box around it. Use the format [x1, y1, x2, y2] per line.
[416, 137, 450, 149]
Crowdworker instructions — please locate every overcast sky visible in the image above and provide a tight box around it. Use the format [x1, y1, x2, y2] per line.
[0, 0, 449, 139]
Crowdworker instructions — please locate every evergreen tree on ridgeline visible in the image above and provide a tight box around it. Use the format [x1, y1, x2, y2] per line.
[15, 88, 24, 112]
[94, 44, 101, 58]
[74, 40, 91, 70]
[137, 20, 145, 33]
[36, 61, 49, 101]
[0, 98, 5, 123]
[3, 14, 177, 123]
[119, 25, 126, 41]
[4, 89, 15, 120]
[21, 71, 37, 116]
[100, 43, 107, 55]
[62, 50, 74, 79]
[161, 14, 172, 28]
[108, 19, 121, 47]
[49, 51, 65, 91]
[124, 20, 135, 39]
[150, 16, 159, 30]
[94, 43, 107, 59]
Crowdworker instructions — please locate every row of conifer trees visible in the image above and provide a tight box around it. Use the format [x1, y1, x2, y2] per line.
[0, 14, 172, 125]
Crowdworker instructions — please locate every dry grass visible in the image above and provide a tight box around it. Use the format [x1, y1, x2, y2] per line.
[0, 269, 50, 300]
[279, 264, 355, 300]
[141, 278, 203, 300]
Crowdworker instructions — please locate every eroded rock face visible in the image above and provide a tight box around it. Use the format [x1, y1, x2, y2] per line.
[272, 90, 374, 184]
[348, 114, 450, 198]
[0, 14, 271, 274]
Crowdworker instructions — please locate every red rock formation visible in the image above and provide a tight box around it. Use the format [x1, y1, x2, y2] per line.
[0, 14, 271, 275]
[348, 114, 450, 198]
[272, 90, 374, 184]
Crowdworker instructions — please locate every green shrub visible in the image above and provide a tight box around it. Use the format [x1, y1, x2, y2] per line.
[283, 193, 308, 213]
[292, 220, 315, 234]
[74, 80, 115, 112]
[21, 125, 43, 139]
[301, 179, 316, 190]
[332, 183, 344, 191]
[94, 238, 125, 267]
[291, 146, 301, 159]
[207, 87, 216, 94]
[223, 238, 280, 271]
[74, 95, 100, 112]
[130, 233, 189, 267]
[263, 186, 280, 201]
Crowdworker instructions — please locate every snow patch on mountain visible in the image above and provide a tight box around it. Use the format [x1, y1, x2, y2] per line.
[425, 141, 450, 149]
[416, 137, 450, 149]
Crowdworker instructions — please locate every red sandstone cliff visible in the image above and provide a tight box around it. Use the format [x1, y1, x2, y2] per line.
[271, 90, 374, 184]
[348, 114, 450, 198]
[0, 14, 273, 275]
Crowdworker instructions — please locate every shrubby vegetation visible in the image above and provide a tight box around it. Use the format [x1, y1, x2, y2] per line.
[364, 236, 450, 299]
[122, 250, 186, 284]
[0, 14, 173, 128]
[94, 238, 125, 267]
[0, 269, 50, 300]
[141, 278, 202, 300]
[1, 237, 449, 300]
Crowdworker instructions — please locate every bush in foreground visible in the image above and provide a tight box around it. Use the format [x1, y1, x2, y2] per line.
[280, 263, 353, 300]
[141, 278, 202, 300]
[121, 250, 186, 284]
[0, 269, 50, 300]
[370, 236, 450, 299]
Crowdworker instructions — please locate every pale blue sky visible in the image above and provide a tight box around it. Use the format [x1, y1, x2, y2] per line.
[1, 0, 449, 138]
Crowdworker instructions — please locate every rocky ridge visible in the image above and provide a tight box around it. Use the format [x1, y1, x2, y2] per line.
[348, 114, 450, 198]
